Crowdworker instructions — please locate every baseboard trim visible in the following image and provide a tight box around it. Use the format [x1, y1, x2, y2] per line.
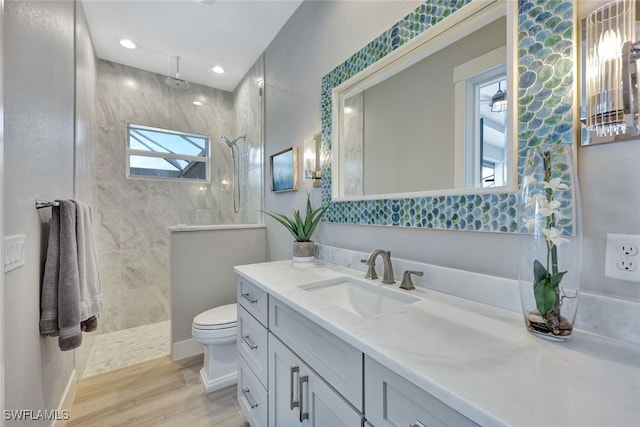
[172, 338, 203, 361]
[55, 368, 76, 427]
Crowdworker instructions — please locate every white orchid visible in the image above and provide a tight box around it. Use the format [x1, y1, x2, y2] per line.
[523, 216, 538, 231]
[541, 227, 569, 246]
[542, 177, 568, 192]
[527, 194, 561, 217]
[523, 175, 538, 187]
[538, 199, 561, 217]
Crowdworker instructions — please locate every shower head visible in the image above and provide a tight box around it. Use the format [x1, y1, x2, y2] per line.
[220, 135, 246, 148]
[165, 55, 189, 89]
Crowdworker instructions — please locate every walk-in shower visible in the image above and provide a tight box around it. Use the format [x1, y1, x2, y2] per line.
[220, 134, 245, 213]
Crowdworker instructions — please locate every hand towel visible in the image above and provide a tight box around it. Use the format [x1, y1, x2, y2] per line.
[73, 200, 102, 323]
[40, 205, 60, 336]
[57, 200, 82, 351]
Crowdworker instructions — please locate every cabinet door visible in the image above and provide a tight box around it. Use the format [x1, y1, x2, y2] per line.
[270, 333, 363, 427]
[302, 367, 363, 427]
[269, 333, 303, 427]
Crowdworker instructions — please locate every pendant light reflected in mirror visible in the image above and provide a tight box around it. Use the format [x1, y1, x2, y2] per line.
[490, 81, 507, 113]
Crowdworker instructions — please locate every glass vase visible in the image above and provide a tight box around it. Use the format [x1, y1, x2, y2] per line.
[518, 142, 582, 341]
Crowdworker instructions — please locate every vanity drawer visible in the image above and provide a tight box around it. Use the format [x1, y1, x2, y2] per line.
[365, 356, 479, 427]
[238, 277, 268, 327]
[238, 355, 268, 427]
[238, 305, 268, 388]
[269, 297, 363, 411]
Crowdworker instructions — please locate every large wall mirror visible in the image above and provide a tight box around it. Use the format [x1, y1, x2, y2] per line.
[331, 0, 515, 201]
[321, 0, 576, 232]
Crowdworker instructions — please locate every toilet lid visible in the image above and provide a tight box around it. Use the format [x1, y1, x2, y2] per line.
[193, 303, 237, 329]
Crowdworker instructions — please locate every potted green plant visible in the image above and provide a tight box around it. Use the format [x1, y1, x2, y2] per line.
[261, 193, 330, 262]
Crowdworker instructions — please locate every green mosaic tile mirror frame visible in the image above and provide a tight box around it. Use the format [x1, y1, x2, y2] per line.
[320, 0, 575, 233]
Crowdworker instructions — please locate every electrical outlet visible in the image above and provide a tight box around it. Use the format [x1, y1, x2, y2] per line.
[618, 243, 639, 256]
[616, 258, 637, 272]
[605, 233, 640, 283]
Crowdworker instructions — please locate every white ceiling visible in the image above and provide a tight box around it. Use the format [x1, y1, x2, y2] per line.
[81, 0, 302, 92]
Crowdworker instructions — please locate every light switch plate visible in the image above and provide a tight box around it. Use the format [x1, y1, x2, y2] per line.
[605, 233, 640, 283]
[4, 234, 26, 273]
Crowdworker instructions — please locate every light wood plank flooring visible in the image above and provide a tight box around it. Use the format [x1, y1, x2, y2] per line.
[68, 355, 249, 427]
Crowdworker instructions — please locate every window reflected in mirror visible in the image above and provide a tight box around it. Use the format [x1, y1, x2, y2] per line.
[476, 77, 507, 188]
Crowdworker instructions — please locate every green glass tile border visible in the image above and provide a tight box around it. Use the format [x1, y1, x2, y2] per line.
[320, 0, 574, 233]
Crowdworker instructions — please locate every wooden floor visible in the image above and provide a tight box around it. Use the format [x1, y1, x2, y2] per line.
[68, 355, 250, 427]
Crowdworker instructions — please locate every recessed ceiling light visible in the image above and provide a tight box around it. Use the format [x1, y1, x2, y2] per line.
[193, 101, 203, 106]
[119, 39, 137, 49]
[212, 66, 225, 74]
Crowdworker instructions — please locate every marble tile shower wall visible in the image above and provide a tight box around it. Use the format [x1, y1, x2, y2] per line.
[94, 59, 256, 332]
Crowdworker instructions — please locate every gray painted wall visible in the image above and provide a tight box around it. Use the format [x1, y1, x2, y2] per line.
[264, 0, 640, 308]
[74, 0, 99, 380]
[0, 0, 5, 416]
[4, 0, 76, 422]
[171, 227, 266, 344]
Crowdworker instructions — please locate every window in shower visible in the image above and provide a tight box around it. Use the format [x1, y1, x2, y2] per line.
[126, 124, 210, 182]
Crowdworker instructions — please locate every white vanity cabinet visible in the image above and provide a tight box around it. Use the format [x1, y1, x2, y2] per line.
[365, 356, 479, 427]
[269, 333, 363, 427]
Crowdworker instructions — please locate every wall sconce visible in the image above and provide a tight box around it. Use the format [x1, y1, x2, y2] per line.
[586, 0, 639, 137]
[490, 81, 507, 113]
[303, 134, 321, 188]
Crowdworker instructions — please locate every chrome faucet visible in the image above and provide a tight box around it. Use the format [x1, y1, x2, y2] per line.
[361, 249, 395, 284]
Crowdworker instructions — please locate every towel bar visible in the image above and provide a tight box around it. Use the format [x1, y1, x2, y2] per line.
[35, 199, 60, 209]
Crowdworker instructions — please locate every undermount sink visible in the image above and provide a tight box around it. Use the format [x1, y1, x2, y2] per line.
[298, 276, 420, 318]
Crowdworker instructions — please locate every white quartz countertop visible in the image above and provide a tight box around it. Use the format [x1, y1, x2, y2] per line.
[234, 260, 640, 427]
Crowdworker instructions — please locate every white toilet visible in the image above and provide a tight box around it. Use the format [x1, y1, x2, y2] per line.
[192, 303, 238, 393]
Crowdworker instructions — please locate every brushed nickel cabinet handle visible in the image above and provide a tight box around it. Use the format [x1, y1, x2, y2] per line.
[289, 365, 300, 410]
[242, 387, 258, 409]
[242, 292, 257, 304]
[298, 375, 309, 422]
[241, 334, 258, 350]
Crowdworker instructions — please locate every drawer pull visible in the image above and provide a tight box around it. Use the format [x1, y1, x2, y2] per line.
[290, 365, 300, 410]
[298, 375, 309, 422]
[242, 292, 258, 304]
[242, 387, 259, 409]
[241, 334, 258, 350]
[410, 422, 427, 427]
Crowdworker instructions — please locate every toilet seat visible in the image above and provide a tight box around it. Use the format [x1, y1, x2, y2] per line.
[193, 303, 237, 330]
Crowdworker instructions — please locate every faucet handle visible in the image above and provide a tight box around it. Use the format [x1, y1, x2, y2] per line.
[360, 258, 378, 280]
[399, 270, 423, 290]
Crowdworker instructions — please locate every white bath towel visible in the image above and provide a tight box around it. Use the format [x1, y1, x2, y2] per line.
[73, 200, 102, 321]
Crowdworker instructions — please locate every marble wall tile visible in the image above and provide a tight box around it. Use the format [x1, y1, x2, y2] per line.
[97, 288, 123, 333]
[95, 125, 125, 180]
[96, 82, 120, 127]
[120, 287, 169, 329]
[120, 209, 152, 250]
[96, 250, 122, 289]
[96, 176, 125, 209]
[121, 247, 170, 290]
[95, 208, 121, 252]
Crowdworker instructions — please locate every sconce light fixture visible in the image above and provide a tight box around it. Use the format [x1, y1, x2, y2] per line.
[303, 134, 321, 188]
[489, 81, 507, 113]
[586, 0, 639, 137]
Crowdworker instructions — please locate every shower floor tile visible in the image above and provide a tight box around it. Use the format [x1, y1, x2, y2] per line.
[82, 320, 170, 378]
